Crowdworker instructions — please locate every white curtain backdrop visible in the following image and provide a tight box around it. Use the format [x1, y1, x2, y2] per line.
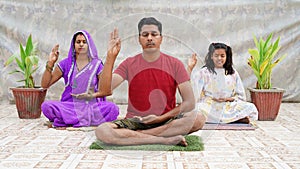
[0, 0, 299, 103]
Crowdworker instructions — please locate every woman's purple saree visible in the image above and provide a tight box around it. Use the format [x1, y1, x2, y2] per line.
[42, 30, 119, 127]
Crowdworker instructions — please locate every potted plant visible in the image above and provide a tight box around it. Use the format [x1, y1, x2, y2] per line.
[5, 34, 47, 119]
[247, 32, 287, 121]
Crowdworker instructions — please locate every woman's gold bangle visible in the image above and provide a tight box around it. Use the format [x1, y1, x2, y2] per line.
[46, 61, 54, 72]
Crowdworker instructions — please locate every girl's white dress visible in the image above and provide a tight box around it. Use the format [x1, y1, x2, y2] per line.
[191, 67, 258, 123]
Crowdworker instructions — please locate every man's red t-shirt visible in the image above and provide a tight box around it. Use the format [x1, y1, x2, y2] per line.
[114, 53, 189, 118]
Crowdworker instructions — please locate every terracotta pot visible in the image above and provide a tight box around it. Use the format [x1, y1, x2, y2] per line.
[10, 87, 47, 119]
[248, 87, 285, 121]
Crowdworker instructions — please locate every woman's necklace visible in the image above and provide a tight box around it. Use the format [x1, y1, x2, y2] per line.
[76, 57, 90, 72]
[72, 57, 90, 89]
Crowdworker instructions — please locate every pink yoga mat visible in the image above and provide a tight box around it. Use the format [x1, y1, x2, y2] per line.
[202, 123, 256, 130]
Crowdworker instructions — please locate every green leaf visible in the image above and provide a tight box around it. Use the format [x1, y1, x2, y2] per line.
[248, 49, 260, 65]
[25, 57, 33, 73]
[17, 79, 26, 83]
[262, 33, 273, 56]
[20, 43, 26, 66]
[30, 67, 38, 75]
[248, 58, 258, 71]
[28, 55, 39, 65]
[258, 38, 264, 62]
[264, 33, 273, 48]
[4, 54, 17, 66]
[264, 45, 273, 61]
[268, 47, 280, 61]
[252, 68, 260, 80]
[8, 70, 21, 74]
[248, 33, 287, 89]
[28, 75, 35, 88]
[5, 34, 39, 88]
[15, 57, 25, 71]
[269, 37, 280, 60]
[253, 34, 259, 49]
[259, 59, 269, 75]
[25, 35, 33, 56]
[32, 42, 38, 55]
[270, 54, 287, 69]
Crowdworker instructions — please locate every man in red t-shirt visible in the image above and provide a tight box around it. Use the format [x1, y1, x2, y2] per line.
[95, 17, 206, 146]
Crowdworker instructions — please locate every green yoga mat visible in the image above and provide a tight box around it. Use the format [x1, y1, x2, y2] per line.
[89, 135, 204, 151]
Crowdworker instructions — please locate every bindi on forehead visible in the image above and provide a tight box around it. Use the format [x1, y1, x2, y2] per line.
[76, 34, 86, 40]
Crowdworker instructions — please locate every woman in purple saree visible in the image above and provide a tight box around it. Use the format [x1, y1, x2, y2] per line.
[41, 30, 120, 128]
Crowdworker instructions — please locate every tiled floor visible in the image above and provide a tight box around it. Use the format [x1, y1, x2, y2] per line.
[0, 103, 300, 169]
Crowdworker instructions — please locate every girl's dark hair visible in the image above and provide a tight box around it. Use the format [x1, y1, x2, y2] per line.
[204, 42, 234, 75]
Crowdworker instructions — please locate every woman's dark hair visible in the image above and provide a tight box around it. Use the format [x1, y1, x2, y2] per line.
[138, 17, 162, 35]
[72, 32, 90, 58]
[72, 32, 84, 48]
[204, 42, 234, 75]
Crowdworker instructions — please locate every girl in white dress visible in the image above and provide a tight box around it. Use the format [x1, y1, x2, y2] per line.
[188, 43, 258, 124]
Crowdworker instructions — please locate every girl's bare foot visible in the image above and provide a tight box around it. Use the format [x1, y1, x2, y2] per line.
[233, 116, 250, 124]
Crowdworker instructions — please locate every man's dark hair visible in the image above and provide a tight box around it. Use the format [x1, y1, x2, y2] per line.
[138, 17, 162, 35]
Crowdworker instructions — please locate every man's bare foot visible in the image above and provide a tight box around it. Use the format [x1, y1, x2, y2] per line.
[178, 137, 188, 147]
[166, 135, 188, 147]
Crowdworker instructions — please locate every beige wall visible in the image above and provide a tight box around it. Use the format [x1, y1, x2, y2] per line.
[0, 0, 299, 103]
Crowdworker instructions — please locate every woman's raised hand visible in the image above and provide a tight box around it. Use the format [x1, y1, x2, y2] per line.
[48, 44, 59, 67]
